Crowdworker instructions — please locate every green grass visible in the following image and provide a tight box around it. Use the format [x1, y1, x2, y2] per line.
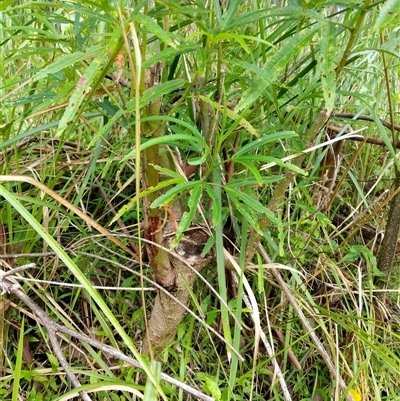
[1, 1, 400, 400]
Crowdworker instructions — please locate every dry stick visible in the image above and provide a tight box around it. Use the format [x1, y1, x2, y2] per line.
[2, 281, 214, 401]
[0, 261, 36, 277]
[257, 244, 355, 401]
[0, 252, 57, 258]
[332, 113, 400, 132]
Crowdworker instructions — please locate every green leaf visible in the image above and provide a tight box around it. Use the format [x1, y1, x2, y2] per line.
[197, 46, 206, 75]
[12, 318, 24, 401]
[187, 148, 210, 165]
[150, 181, 200, 208]
[227, 191, 263, 235]
[110, 176, 184, 225]
[204, 182, 221, 227]
[373, 0, 400, 30]
[203, 375, 222, 400]
[142, 44, 196, 69]
[227, 7, 322, 30]
[152, 164, 187, 180]
[123, 78, 181, 109]
[140, 79, 186, 107]
[121, 134, 205, 163]
[46, 352, 60, 369]
[202, 234, 216, 257]
[0, 0, 18, 11]
[239, 154, 308, 176]
[229, 189, 276, 218]
[144, 361, 161, 401]
[33, 52, 85, 83]
[367, 106, 400, 171]
[211, 32, 250, 54]
[225, 186, 278, 229]
[143, 115, 204, 137]
[133, 14, 181, 48]
[233, 26, 319, 112]
[198, 95, 260, 137]
[173, 183, 202, 245]
[212, 0, 223, 27]
[231, 157, 263, 185]
[222, 0, 242, 30]
[233, 131, 297, 158]
[0, 121, 60, 150]
[55, 31, 124, 138]
[320, 23, 336, 112]
[226, 176, 282, 187]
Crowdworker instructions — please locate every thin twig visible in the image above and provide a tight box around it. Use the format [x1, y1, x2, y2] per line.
[0, 262, 36, 278]
[0, 252, 57, 258]
[332, 113, 400, 132]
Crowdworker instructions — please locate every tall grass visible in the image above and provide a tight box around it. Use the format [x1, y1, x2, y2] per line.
[0, 1, 399, 400]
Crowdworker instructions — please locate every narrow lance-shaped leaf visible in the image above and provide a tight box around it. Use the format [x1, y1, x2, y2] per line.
[142, 115, 205, 138]
[211, 32, 250, 54]
[56, 28, 123, 137]
[151, 181, 200, 209]
[199, 95, 260, 137]
[187, 145, 210, 165]
[238, 154, 308, 176]
[139, 79, 187, 107]
[133, 14, 181, 48]
[90, 101, 201, 149]
[122, 134, 205, 163]
[233, 131, 297, 158]
[227, 191, 263, 235]
[320, 22, 337, 112]
[373, 0, 400, 30]
[204, 182, 221, 227]
[110, 177, 184, 225]
[172, 183, 203, 246]
[196, 46, 206, 75]
[234, 26, 320, 112]
[222, 0, 242, 30]
[144, 361, 162, 401]
[227, 7, 322, 30]
[225, 186, 278, 227]
[212, 0, 223, 27]
[142, 44, 197, 69]
[232, 157, 263, 185]
[56, 56, 104, 136]
[32, 52, 85, 83]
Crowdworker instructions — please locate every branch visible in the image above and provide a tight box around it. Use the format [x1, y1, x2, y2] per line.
[332, 113, 400, 132]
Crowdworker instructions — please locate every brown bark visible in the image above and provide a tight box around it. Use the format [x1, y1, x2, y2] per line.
[377, 171, 400, 279]
[143, 228, 213, 357]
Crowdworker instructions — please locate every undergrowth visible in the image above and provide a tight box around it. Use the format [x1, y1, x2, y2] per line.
[0, 1, 399, 401]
